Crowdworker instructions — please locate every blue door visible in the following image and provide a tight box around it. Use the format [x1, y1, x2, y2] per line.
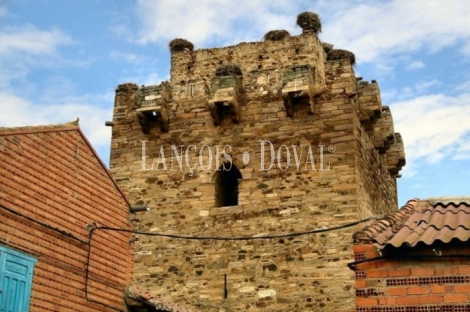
[0, 247, 36, 312]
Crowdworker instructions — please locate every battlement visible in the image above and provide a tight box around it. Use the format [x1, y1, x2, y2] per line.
[170, 32, 326, 88]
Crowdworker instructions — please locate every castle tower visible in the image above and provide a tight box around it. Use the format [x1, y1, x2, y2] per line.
[109, 12, 405, 312]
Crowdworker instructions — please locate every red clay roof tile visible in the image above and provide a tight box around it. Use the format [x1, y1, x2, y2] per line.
[126, 285, 196, 312]
[353, 199, 470, 248]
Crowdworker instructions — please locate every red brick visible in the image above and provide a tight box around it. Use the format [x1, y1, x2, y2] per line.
[407, 286, 429, 295]
[435, 267, 458, 275]
[355, 280, 366, 288]
[453, 284, 470, 293]
[388, 268, 411, 277]
[366, 269, 388, 278]
[356, 297, 378, 306]
[355, 261, 377, 270]
[375, 259, 399, 268]
[434, 267, 450, 275]
[420, 295, 443, 304]
[378, 297, 396, 305]
[396, 296, 420, 305]
[410, 267, 434, 276]
[364, 250, 380, 258]
[444, 294, 469, 303]
[430, 284, 446, 294]
[387, 287, 407, 296]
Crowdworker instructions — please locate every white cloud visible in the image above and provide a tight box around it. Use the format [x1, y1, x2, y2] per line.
[0, 92, 113, 150]
[0, 13, 111, 155]
[108, 49, 170, 85]
[117, 66, 169, 87]
[140, 72, 169, 86]
[383, 79, 443, 103]
[414, 79, 440, 94]
[0, 24, 71, 56]
[134, 0, 298, 46]
[453, 142, 470, 160]
[132, 0, 470, 74]
[391, 92, 470, 176]
[461, 42, 470, 55]
[453, 80, 470, 93]
[322, 0, 470, 63]
[406, 61, 425, 71]
[110, 50, 144, 64]
[0, 24, 72, 88]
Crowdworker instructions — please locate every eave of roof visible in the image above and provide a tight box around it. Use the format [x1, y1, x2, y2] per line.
[353, 198, 470, 249]
[126, 285, 196, 312]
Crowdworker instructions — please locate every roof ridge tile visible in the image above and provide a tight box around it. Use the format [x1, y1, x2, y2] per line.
[0, 119, 79, 136]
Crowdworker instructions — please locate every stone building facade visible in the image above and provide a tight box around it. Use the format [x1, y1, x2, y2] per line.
[109, 12, 405, 312]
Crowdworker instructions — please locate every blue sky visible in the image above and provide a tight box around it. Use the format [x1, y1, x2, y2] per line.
[0, 0, 469, 206]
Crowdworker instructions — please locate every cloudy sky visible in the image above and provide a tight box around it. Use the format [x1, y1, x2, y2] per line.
[0, 0, 469, 206]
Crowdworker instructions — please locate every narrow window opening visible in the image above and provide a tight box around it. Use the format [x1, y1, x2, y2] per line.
[140, 110, 158, 122]
[216, 103, 233, 126]
[292, 96, 310, 115]
[215, 164, 242, 207]
[295, 48, 300, 54]
[189, 84, 194, 97]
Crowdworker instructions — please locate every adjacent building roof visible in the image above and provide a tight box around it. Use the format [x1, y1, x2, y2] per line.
[353, 198, 470, 249]
[125, 285, 196, 312]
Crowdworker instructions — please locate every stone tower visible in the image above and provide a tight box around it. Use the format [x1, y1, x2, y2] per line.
[109, 12, 405, 312]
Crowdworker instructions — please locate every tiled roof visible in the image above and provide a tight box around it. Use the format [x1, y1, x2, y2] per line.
[126, 285, 196, 312]
[353, 198, 470, 248]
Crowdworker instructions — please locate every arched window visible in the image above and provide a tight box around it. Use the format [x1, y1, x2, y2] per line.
[215, 164, 242, 207]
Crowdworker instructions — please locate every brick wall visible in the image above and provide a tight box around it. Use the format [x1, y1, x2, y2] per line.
[0, 127, 133, 311]
[352, 243, 470, 311]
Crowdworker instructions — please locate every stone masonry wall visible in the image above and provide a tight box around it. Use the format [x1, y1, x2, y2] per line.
[355, 80, 402, 216]
[109, 30, 403, 311]
[170, 32, 326, 100]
